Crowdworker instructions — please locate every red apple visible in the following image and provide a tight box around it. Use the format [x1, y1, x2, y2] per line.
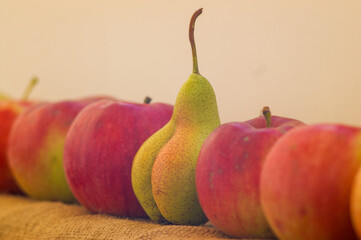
[7, 96, 111, 202]
[0, 77, 38, 194]
[63, 98, 173, 217]
[0, 100, 32, 193]
[196, 107, 304, 238]
[260, 124, 361, 240]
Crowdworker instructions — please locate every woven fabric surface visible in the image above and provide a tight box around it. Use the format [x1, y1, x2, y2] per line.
[0, 194, 239, 240]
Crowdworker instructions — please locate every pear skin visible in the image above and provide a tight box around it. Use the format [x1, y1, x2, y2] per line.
[131, 8, 220, 225]
[131, 121, 176, 223]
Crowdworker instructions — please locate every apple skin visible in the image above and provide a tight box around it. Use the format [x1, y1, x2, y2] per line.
[351, 166, 361, 239]
[63, 99, 173, 217]
[7, 97, 110, 202]
[196, 114, 304, 238]
[260, 124, 361, 240]
[0, 100, 32, 194]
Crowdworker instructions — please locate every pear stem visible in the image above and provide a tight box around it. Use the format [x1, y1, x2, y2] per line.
[144, 96, 152, 104]
[22, 77, 38, 101]
[189, 8, 202, 74]
[262, 106, 272, 128]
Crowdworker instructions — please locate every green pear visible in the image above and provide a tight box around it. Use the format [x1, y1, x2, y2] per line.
[131, 8, 220, 225]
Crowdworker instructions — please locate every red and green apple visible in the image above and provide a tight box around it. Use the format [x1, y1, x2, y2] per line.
[0, 77, 38, 194]
[260, 123, 361, 240]
[7, 96, 111, 202]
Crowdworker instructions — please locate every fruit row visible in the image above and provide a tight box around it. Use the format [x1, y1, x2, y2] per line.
[1, 8, 361, 240]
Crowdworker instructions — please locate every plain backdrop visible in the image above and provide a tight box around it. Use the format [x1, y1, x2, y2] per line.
[1, 0, 361, 125]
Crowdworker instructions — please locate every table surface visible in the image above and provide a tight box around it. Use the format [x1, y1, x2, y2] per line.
[0, 193, 275, 240]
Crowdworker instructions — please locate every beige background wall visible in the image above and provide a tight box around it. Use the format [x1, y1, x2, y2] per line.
[1, 0, 361, 125]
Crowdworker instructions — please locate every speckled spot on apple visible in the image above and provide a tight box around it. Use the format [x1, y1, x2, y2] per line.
[291, 159, 299, 173]
[52, 109, 60, 116]
[51, 156, 57, 163]
[243, 136, 249, 142]
[209, 171, 215, 188]
[299, 207, 307, 216]
[209, 171, 215, 182]
[65, 119, 73, 127]
[275, 219, 284, 232]
[243, 152, 249, 159]
[291, 143, 298, 150]
[280, 128, 287, 134]
[96, 121, 103, 129]
[219, 151, 227, 157]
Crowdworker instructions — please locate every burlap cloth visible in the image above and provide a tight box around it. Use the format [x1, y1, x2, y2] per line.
[0, 194, 276, 240]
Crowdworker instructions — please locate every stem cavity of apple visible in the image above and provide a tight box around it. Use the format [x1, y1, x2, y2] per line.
[22, 77, 38, 101]
[189, 8, 202, 74]
[144, 96, 152, 104]
[262, 106, 272, 128]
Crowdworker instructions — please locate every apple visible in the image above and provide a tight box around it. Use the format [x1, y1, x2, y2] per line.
[7, 96, 111, 202]
[63, 97, 173, 217]
[260, 124, 361, 240]
[0, 77, 38, 194]
[196, 107, 304, 238]
[0, 100, 32, 194]
[350, 161, 361, 239]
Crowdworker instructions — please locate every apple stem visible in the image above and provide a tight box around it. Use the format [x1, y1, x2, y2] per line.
[22, 76, 38, 101]
[144, 96, 152, 104]
[262, 106, 272, 128]
[189, 8, 202, 74]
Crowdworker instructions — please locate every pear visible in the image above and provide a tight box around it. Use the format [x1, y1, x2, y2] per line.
[131, 8, 220, 225]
